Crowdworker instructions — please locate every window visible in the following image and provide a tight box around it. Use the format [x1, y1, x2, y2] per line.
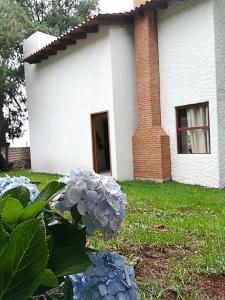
[176, 102, 210, 154]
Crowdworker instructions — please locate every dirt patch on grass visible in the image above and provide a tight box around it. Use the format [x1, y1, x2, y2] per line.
[196, 274, 225, 299]
[119, 243, 225, 299]
[177, 206, 195, 213]
[148, 224, 170, 233]
[119, 244, 177, 281]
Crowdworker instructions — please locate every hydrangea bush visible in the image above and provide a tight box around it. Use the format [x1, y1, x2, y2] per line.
[0, 169, 140, 300]
[55, 169, 127, 240]
[0, 175, 39, 201]
[70, 252, 140, 300]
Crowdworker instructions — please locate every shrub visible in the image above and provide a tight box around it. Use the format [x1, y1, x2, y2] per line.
[0, 169, 140, 300]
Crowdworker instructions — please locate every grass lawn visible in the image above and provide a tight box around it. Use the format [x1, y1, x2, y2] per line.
[1, 170, 225, 299]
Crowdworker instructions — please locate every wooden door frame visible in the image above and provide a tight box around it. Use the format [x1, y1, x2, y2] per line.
[90, 111, 112, 175]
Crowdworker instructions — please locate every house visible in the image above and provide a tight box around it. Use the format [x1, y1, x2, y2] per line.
[23, 0, 225, 188]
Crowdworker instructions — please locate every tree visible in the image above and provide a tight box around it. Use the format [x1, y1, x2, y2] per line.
[17, 0, 100, 35]
[0, 0, 99, 171]
[0, 0, 34, 170]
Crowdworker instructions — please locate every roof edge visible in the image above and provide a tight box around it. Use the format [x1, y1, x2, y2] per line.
[24, 0, 168, 64]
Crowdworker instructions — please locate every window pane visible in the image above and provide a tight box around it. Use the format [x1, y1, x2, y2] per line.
[186, 104, 208, 127]
[177, 103, 209, 129]
[178, 129, 210, 154]
[178, 108, 188, 128]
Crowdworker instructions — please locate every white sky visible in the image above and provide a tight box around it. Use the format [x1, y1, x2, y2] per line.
[99, 0, 133, 13]
[12, 0, 134, 147]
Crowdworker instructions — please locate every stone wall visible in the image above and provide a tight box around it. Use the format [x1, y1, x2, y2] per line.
[8, 147, 31, 170]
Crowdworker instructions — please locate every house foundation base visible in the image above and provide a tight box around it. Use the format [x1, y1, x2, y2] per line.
[132, 126, 171, 181]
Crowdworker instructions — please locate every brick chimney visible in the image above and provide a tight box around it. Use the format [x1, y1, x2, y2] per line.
[132, 0, 171, 181]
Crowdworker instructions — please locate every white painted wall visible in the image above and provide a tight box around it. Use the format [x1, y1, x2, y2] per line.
[110, 26, 136, 180]
[25, 0, 223, 187]
[158, 0, 220, 188]
[24, 25, 136, 180]
[214, 0, 225, 187]
[23, 31, 56, 59]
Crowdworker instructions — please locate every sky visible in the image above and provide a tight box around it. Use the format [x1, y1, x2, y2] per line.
[99, 0, 133, 13]
[11, 0, 134, 147]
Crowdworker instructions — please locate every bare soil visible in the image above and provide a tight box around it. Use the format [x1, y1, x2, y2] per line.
[119, 243, 225, 300]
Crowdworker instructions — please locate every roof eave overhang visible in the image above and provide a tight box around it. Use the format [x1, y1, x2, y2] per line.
[24, 0, 169, 64]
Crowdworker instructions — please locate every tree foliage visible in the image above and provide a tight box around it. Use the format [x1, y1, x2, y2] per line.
[0, 0, 34, 170]
[0, 0, 99, 170]
[17, 0, 100, 35]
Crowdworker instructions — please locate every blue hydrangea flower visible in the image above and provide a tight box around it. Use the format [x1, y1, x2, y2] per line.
[0, 175, 39, 202]
[70, 252, 140, 300]
[55, 169, 127, 240]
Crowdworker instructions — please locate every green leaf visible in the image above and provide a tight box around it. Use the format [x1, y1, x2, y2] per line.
[19, 201, 48, 222]
[43, 207, 69, 228]
[45, 278, 73, 300]
[1, 197, 23, 224]
[0, 197, 9, 213]
[0, 219, 49, 300]
[70, 206, 82, 225]
[40, 269, 58, 288]
[3, 186, 30, 207]
[46, 294, 63, 300]
[0, 221, 10, 257]
[35, 181, 65, 202]
[62, 277, 74, 300]
[48, 223, 86, 248]
[47, 224, 89, 277]
[46, 235, 54, 254]
[48, 246, 91, 277]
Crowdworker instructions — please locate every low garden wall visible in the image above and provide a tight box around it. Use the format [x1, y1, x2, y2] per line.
[8, 147, 31, 170]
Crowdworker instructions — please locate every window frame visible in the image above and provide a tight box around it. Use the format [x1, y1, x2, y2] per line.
[176, 102, 211, 155]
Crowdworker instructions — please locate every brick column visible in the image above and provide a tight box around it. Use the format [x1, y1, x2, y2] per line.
[132, 5, 171, 181]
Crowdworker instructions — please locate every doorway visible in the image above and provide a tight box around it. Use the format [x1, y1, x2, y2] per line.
[91, 112, 111, 174]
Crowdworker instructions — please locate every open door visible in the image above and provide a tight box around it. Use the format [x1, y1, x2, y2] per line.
[91, 112, 111, 174]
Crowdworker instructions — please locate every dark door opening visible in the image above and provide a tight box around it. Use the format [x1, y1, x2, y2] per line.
[91, 112, 111, 174]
